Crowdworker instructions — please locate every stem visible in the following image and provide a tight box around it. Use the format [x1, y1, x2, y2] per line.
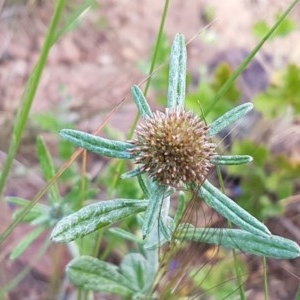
[127, 0, 170, 140]
[144, 0, 170, 96]
[263, 256, 269, 300]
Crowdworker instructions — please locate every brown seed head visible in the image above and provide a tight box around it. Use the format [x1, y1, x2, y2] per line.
[129, 108, 216, 187]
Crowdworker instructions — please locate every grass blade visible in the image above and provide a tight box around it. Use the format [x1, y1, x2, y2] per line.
[0, 0, 67, 199]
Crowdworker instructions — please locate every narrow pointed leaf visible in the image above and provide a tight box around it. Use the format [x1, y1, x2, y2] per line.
[181, 228, 300, 259]
[7, 197, 47, 223]
[201, 180, 271, 236]
[60, 129, 133, 159]
[137, 175, 151, 199]
[167, 33, 187, 109]
[143, 218, 169, 250]
[10, 226, 45, 260]
[142, 184, 168, 238]
[121, 167, 144, 179]
[36, 136, 60, 204]
[208, 103, 254, 137]
[51, 199, 148, 242]
[120, 253, 148, 291]
[211, 155, 253, 165]
[131, 85, 153, 119]
[67, 256, 133, 297]
[52, 0, 93, 46]
[109, 228, 143, 244]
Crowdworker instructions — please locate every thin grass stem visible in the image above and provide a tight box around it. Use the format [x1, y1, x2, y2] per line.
[0, 0, 67, 199]
[205, 0, 299, 116]
[263, 256, 269, 300]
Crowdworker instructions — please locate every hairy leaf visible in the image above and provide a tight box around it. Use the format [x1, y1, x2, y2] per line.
[200, 181, 271, 236]
[208, 103, 253, 137]
[167, 33, 187, 109]
[181, 228, 300, 259]
[51, 199, 148, 242]
[60, 129, 133, 159]
[67, 256, 133, 296]
[131, 85, 153, 119]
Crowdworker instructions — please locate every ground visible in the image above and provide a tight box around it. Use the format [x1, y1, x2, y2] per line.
[0, 0, 300, 299]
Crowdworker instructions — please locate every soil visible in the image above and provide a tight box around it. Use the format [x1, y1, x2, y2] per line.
[0, 0, 299, 299]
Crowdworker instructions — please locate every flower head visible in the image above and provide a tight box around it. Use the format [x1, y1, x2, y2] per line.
[129, 107, 215, 187]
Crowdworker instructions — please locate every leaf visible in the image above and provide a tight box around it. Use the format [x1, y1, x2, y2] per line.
[211, 155, 253, 165]
[120, 253, 149, 292]
[7, 197, 47, 223]
[142, 184, 168, 239]
[131, 85, 153, 119]
[67, 256, 133, 297]
[52, 0, 94, 46]
[60, 129, 133, 159]
[181, 228, 300, 259]
[137, 175, 151, 199]
[108, 228, 143, 244]
[121, 167, 144, 179]
[36, 136, 60, 204]
[167, 33, 187, 109]
[51, 199, 148, 242]
[200, 180, 271, 237]
[208, 103, 253, 137]
[10, 226, 45, 260]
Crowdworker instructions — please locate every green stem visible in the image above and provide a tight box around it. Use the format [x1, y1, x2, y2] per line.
[0, 0, 66, 199]
[263, 256, 269, 300]
[144, 0, 170, 96]
[206, 0, 299, 115]
[127, 0, 170, 139]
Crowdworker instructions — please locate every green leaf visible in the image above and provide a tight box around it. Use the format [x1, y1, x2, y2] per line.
[52, 0, 94, 46]
[67, 256, 133, 297]
[60, 129, 133, 159]
[120, 253, 149, 292]
[10, 226, 45, 260]
[137, 175, 151, 199]
[181, 228, 300, 259]
[167, 33, 187, 109]
[208, 103, 253, 137]
[121, 167, 144, 179]
[51, 199, 148, 242]
[0, 0, 66, 201]
[211, 155, 253, 165]
[108, 228, 143, 244]
[200, 181, 271, 236]
[36, 136, 60, 204]
[7, 197, 47, 223]
[142, 184, 168, 239]
[131, 85, 153, 119]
